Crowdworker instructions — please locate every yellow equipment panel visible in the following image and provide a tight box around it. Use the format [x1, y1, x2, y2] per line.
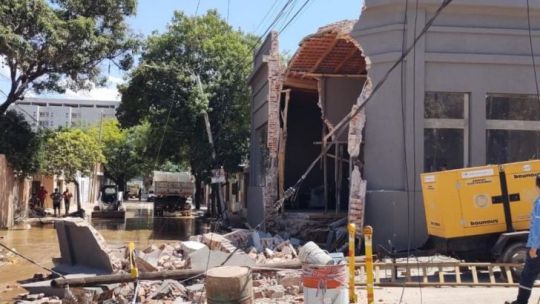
[503, 161, 540, 230]
[421, 160, 540, 240]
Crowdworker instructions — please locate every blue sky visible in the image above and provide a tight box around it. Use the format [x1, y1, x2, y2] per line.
[0, 0, 364, 101]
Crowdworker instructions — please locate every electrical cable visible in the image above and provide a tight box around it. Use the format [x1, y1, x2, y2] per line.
[152, 100, 174, 170]
[227, 0, 230, 23]
[254, 0, 283, 34]
[195, 0, 201, 16]
[411, 0, 422, 303]
[278, 0, 313, 35]
[275, 0, 300, 31]
[398, 0, 411, 301]
[249, 0, 295, 53]
[0, 241, 65, 278]
[274, 0, 455, 216]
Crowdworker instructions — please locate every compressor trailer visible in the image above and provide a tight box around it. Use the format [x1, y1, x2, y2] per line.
[421, 160, 540, 274]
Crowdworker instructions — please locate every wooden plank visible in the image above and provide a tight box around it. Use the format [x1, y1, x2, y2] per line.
[438, 266, 445, 284]
[471, 266, 479, 285]
[277, 90, 290, 202]
[310, 38, 340, 73]
[489, 266, 496, 284]
[334, 47, 359, 73]
[455, 266, 461, 284]
[375, 266, 381, 284]
[506, 266, 514, 284]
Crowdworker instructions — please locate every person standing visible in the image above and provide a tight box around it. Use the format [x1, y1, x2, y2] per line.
[506, 174, 540, 304]
[50, 188, 62, 217]
[63, 189, 73, 215]
[37, 186, 47, 209]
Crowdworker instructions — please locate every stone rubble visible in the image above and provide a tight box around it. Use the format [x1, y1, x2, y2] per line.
[18, 229, 306, 303]
[0, 246, 17, 267]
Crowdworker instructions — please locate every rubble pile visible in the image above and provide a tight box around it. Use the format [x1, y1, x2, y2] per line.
[0, 246, 17, 267]
[15, 293, 62, 304]
[192, 229, 301, 265]
[252, 270, 303, 303]
[136, 243, 190, 272]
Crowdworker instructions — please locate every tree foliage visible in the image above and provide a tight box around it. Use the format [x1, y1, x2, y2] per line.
[86, 119, 153, 190]
[0, 0, 138, 113]
[42, 128, 104, 182]
[0, 111, 42, 176]
[117, 10, 255, 186]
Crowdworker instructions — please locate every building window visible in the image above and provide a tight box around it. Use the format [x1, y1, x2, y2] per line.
[38, 121, 49, 127]
[486, 94, 540, 164]
[424, 92, 469, 172]
[39, 111, 49, 118]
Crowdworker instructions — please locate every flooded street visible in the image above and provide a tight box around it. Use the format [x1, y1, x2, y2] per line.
[0, 201, 208, 302]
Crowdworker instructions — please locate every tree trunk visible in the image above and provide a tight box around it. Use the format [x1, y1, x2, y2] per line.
[210, 184, 217, 217]
[194, 177, 203, 210]
[73, 180, 82, 211]
[0, 97, 14, 115]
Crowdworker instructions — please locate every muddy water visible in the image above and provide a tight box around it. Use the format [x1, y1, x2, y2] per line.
[0, 202, 208, 302]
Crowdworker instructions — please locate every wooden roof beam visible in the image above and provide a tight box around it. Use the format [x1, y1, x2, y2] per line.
[333, 47, 359, 74]
[309, 36, 340, 73]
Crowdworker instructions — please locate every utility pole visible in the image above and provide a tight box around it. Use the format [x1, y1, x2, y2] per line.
[196, 75, 226, 218]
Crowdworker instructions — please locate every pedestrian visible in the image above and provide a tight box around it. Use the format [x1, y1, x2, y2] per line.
[63, 189, 73, 215]
[138, 188, 142, 202]
[506, 174, 540, 304]
[37, 186, 47, 209]
[50, 188, 63, 217]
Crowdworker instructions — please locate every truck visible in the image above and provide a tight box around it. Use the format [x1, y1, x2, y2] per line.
[421, 160, 540, 277]
[151, 171, 195, 216]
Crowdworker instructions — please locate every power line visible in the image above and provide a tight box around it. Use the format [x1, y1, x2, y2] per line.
[398, 0, 411, 301]
[227, 0, 231, 22]
[278, 0, 313, 34]
[254, 0, 295, 49]
[527, 0, 540, 101]
[195, 0, 201, 16]
[254, 0, 282, 33]
[153, 100, 175, 169]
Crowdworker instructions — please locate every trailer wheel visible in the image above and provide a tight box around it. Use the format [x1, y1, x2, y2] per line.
[501, 242, 527, 280]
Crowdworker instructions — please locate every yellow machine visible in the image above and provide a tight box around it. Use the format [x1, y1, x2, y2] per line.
[421, 160, 540, 263]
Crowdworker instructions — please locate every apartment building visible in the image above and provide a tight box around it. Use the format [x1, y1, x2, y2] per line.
[10, 97, 118, 130]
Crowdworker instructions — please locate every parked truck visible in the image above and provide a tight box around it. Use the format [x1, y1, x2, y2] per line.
[151, 171, 194, 216]
[421, 160, 540, 277]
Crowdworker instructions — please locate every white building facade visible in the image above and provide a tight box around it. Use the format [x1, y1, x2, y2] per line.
[10, 97, 118, 130]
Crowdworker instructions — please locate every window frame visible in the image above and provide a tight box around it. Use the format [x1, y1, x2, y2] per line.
[424, 92, 470, 171]
[485, 93, 540, 163]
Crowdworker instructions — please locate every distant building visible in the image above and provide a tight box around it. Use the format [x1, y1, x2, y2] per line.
[10, 97, 118, 130]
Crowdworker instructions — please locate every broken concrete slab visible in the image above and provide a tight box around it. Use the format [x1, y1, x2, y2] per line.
[54, 218, 115, 274]
[189, 247, 255, 271]
[180, 241, 207, 254]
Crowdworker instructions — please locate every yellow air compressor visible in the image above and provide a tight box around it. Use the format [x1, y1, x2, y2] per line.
[421, 160, 540, 266]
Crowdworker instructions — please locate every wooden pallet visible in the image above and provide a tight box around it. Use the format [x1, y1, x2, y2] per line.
[355, 261, 538, 287]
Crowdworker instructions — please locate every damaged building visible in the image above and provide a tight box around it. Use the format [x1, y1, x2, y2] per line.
[248, 0, 540, 252]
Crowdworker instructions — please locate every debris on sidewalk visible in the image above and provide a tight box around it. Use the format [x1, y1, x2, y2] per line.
[17, 218, 312, 303]
[0, 246, 18, 267]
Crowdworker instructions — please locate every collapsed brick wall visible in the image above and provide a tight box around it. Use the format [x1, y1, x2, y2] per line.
[263, 32, 283, 230]
[347, 79, 371, 234]
[0, 154, 30, 229]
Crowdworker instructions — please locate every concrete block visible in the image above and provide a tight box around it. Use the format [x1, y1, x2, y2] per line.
[189, 247, 255, 271]
[54, 218, 114, 273]
[181, 241, 207, 255]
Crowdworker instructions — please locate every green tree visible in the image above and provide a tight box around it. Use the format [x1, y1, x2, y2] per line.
[87, 119, 153, 192]
[0, 0, 138, 114]
[117, 10, 255, 209]
[0, 111, 42, 176]
[42, 128, 104, 211]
